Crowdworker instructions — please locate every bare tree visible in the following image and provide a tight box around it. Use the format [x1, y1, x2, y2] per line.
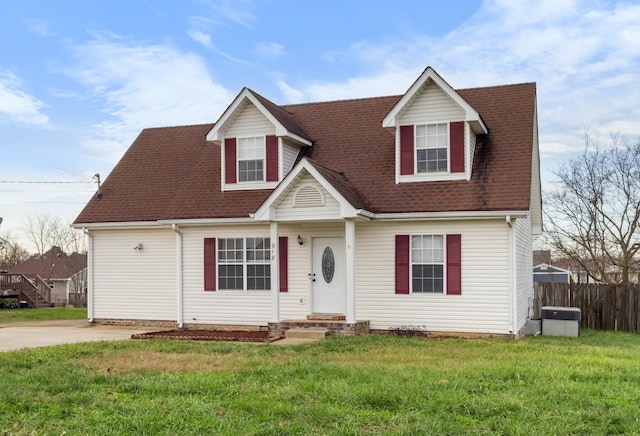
[23, 214, 86, 255]
[545, 132, 640, 284]
[0, 231, 30, 271]
[22, 214, 88, 306]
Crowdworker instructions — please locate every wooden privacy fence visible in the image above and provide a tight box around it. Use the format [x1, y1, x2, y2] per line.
[533, 282, 640, 332]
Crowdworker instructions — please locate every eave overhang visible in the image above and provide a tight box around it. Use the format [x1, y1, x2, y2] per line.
[382, 66, 488, 135]
[206, 88, 312, 146]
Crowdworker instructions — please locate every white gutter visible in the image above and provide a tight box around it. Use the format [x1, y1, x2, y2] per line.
[73, 217, 256, 230]
[172, 224, 184, 328]
[158, 217, 255, 226]
[72, 221, 164, 229]
[82, 228, 94, 323]
[75, 211, 529, 229]
[364, 210, 530, 221]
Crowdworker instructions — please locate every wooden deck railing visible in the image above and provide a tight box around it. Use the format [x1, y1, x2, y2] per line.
[0, 273, 52, 308]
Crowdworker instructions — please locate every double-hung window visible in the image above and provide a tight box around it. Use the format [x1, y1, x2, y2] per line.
[411, 235, 444, 293]
[237, 136, 265, 182]
[416, 123, 448, 173]
[218, 237, 270, 290]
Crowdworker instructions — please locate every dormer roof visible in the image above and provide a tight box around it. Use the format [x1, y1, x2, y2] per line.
[206, 87, 312, 146]
[74, 71, 540, 228]
[382, 66, 488, 135]
[253, 157, 368, 221]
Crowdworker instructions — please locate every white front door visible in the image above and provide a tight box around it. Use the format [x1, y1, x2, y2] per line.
[312, 237, 345, 314]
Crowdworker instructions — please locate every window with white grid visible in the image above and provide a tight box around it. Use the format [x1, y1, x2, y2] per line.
[411, 235, 444, 293]
[416, 123, 448, 173]
[237, 136, 265, 182]
[217, 237, 270, 290]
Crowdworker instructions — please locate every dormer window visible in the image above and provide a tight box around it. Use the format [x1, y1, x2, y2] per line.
[223, 135, 281, 190]
[399, 121, 465, 180]
[383, 67, 489, 184]
[238, 136, 265, 182]
[416, 123, 448, 173]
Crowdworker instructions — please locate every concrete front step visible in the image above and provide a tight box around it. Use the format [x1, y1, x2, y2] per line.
[307, 313, 346, 321]
[285, 327, 329, 340]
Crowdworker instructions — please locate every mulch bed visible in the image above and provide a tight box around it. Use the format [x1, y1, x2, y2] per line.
[131, 329, 280, 343]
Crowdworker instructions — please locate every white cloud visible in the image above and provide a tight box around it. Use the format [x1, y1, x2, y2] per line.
[0, 70, 49, 126]
[187, 29, 215, 50]
[211, 0, 255, 27]
[275, 78, 304, 103]
[65, 36, 234, 163]
[276, 0, 640, 157]
[187, 28, 251, 65]
[253, 42, 284, 60]
[27, 20, 54, 37]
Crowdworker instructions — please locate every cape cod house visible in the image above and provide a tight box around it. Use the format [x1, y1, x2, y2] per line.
[73, 67, 542, 338]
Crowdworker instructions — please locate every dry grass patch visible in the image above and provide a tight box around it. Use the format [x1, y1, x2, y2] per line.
[79, 350, 256, 374]
[320, 338, 495, 369]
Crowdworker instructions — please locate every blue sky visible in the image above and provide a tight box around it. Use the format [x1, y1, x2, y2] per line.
[1, 0, 639, 250]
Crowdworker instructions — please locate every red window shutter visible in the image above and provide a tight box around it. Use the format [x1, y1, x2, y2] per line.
[447, 234, 462, 295]
[266, 135, 279, 182]
[224, 138, 237, 184]
[450, 122, 465, 173]
[400, 125, 414, 175]
[204, 238, 217, 291]
[279, 236, 288, 292]
[395, 235, 410, 294]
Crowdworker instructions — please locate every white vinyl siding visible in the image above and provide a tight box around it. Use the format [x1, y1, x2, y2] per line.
[354, 219, 512, 334]
[282, 139, 301, 176]
[88, 218, 525, 336]
[225, 102, 275, 137]
[399, 82, 465, 126]
[275, 173, 342, 221]
[397, 82, 468, 183]
[182, 225, 271, 326]
[91, 229, 176, 321]
[468, 126, 476, 178]
[515, 215, 534, 331]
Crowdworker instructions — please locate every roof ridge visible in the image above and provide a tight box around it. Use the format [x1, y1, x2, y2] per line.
[282, 94, 401, 109]
[142, 122, 215, 131]
[304, 157, 344, 176]
[457, 82, 536, 92]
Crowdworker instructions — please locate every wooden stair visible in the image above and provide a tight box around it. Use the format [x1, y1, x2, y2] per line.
[0, 273, 52, 308]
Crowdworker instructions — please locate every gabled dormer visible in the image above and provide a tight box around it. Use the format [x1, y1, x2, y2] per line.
[382, 67, 488, 183]
[207, 88, 312, 191]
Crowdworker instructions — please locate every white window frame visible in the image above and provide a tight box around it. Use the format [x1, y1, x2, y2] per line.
[237, 136, 266, 183]
[410, 234, 446, 294]
[415, 122, 449, 174]
[217, 237, 271, 291]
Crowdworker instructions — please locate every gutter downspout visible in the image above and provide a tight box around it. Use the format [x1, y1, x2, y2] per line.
[506, 215, 517, 336]
[83, 228, 94, 323]
[172, 224, 184, 328]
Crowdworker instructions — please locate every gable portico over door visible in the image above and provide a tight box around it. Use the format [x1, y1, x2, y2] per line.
[312, 237, 345, 314]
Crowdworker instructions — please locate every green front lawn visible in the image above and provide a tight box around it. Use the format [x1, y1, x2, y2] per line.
[0, 307, 87, 323]
[1, 330, 639, 435]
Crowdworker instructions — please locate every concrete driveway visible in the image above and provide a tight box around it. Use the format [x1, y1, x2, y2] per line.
[0, 319, 157, 352]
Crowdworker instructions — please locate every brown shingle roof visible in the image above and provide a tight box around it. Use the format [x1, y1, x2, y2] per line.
[249, 89, 311, 141]
[9, 252, 87, 280]
[74, 82, 536, 224]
